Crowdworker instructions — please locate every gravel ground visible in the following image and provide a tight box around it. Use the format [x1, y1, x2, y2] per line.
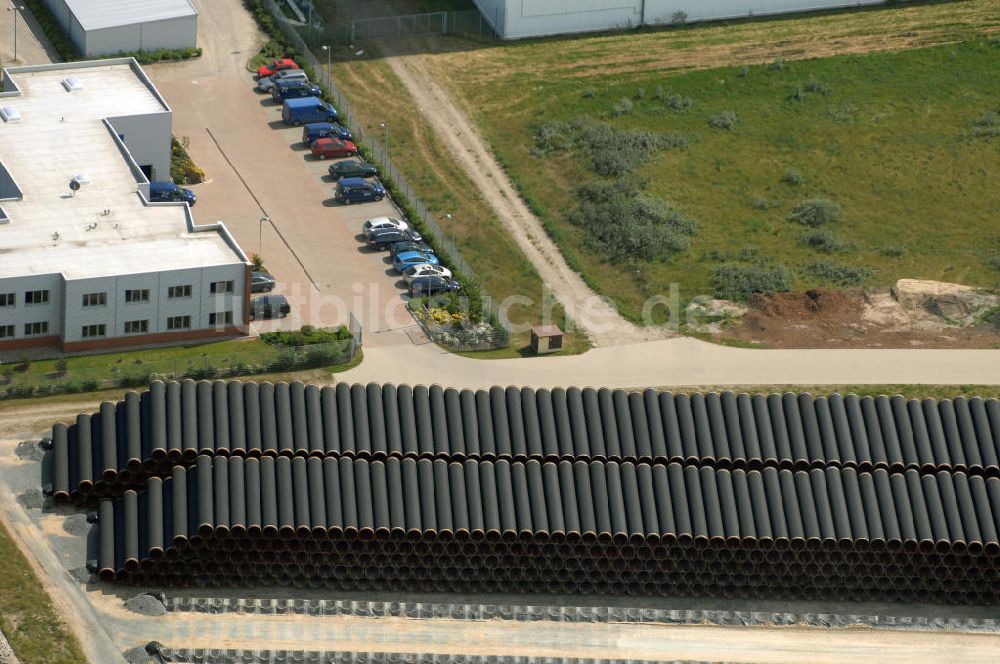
[0, 629, 21, 664]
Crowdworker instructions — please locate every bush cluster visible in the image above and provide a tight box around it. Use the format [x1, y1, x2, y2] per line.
[170, 137, 206, 185]
[534, 118, 686, 178]
[806, 260, 872, 286]
[260, 325, 353, 347]
[708, 111, 738, 131]
[611, 97, 634, 116]
[973, 111, 1000, 138]
[712, 263, 791, 302]
[788, 198, 841, 226]
[801, 229, 846, 253]
[782, 169, 805, 185]
[568, 180, 697, 263]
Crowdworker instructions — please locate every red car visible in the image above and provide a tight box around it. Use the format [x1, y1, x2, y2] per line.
[311, 137, 358, 159]
[257, 58, 300, 79]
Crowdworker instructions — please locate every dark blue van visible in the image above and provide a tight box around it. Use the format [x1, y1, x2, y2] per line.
[302, 122, 352, 146]
[271, 79, 323, 102]
[149, 182, 196, 206]
[282, 97, 339, 126]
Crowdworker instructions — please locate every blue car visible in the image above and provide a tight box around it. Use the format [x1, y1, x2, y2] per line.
[393, 250, 440, 273]
[149, 181, 196, 206]
[272, 80, 323, 102]
[302, 122, 352, 146]
[335, 177, 385, 204]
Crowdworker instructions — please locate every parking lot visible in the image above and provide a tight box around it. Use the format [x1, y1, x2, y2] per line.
[147, 0, 417, 347]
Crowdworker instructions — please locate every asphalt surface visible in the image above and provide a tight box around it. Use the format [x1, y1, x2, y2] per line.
[144, 0, 416, 347]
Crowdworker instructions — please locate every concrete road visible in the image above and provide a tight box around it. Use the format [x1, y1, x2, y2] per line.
[145, 0, 415, 347]
[0, 3, 58, 66]
[337, 336, 1000, 388]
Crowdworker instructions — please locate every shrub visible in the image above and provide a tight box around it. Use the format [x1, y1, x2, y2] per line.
[54, 359, 68, 375]
[635, 87, 645, 99]
[568, 180, 697, 263]
[769, 58, 787, 72]
[788, 198, 841, 226]
[533, 118, 685, 177]
[664, 94, 693, 112]
[712, 263, 791, 301]
[805, 78, 831, 95]
[170, 137, 206, 185]
[708, 111, 738, 131]
[806, 261, 872, 286]
[251, 253, 266, 271]
[611, 97, 634, 116]
[750, 197, 780, 210]
[880, 245, 907, 257]
[583, 87, 596, 98]
[801, 229, 846, 253]
[261, 325, 353, 347]
[786, 85, 806, 103]
[14, 355, 30, 373]
[672, 11, 687, 24]
[973, 111, 1000, 138]
[737, 66, 750, 78]
[782, 169, 805, 185]
[22, 0, 78, 60]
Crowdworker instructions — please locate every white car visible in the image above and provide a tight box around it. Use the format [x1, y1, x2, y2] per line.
[256, 69, 308, 92]
[362, 217, 409, 238]
[402, 263, 452, 283]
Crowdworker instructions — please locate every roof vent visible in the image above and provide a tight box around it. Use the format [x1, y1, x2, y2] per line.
[0, 106, 22, 123]
[62, 76, 84, 92]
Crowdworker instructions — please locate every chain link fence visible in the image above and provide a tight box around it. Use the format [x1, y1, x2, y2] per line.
[299, 10, 498, 46]
[263, 0, 510, 350]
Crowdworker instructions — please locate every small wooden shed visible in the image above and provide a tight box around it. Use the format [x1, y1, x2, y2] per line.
[530, 324, 563, 355]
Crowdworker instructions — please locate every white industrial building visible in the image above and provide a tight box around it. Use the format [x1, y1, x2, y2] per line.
[0, 59, 249, 354]
[41, 0, 198, 57]
[472, 0, 885, 39]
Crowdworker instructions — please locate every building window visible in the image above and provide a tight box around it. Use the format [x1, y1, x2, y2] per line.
[125, 289, 150, 303]
[167, 315, 191, 331]
[168, 285, 192, 299]
[124, 320, 149, 335]
[82, 292, 107, 307]
[25, 290, 49, 305]
[0, 325, 14, 338]
[210, 280, 235, 295]
[24, 321, 48, 336]
[209, 311, 234, 326]
[0, 293, 14, 308]
[81, 324, 106, 338]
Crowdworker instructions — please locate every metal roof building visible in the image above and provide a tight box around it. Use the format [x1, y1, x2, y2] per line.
[41, 0, 198, 57]
[472, 0, 886, 40]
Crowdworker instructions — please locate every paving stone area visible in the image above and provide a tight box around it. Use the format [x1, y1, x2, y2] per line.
[159, 597, 1000, 632]
[155, 648, 713, 664]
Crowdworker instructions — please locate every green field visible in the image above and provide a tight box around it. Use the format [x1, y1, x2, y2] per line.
[434, 3, 1000, 320]
[0, 521, 86, 664]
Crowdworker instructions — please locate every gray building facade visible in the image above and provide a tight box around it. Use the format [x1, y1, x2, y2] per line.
[41, 0, 198, 57]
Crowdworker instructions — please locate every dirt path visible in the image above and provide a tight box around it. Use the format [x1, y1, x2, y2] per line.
[380, 48, 670, 347]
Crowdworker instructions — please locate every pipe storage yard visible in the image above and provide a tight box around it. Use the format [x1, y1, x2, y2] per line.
[35, 380, 1000, 606]
[49, 380, 1000, 504]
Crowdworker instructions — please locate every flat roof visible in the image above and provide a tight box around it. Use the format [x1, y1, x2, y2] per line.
[0, 62, 244, 281]
[64, 0, 197, 31]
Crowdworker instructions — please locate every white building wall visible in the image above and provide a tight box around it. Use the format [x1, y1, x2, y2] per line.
[138, 16, 198, 52]
[644, 0, 884, 24]
[83, 24, 142, 57]
[484, 0, 886, 38]
[107, 112, 173, 183]
[0, 274, 64, 341]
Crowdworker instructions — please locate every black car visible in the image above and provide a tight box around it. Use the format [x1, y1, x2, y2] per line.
[251, 271, 276, 293]
[389, 240, 434, 258]
[409, 275, 460, 298]
[250, 294, 290, 320]
[367, 228, 423, 250]
[328, 160, 378, 180]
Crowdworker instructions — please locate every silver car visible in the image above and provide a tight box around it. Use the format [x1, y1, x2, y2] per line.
[257, 69, 309, 92]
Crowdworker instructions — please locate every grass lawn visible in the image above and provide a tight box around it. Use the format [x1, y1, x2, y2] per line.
[431, 1, 1000, 320]
[0, 337, 360, 399]
[326, 52, 589, 351]
[0, 520, 86, 664]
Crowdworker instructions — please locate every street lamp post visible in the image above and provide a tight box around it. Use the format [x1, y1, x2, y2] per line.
[321, 45, 331, 87]
[10, 3, 25, 63]
[258, 216, 270, 257]
[446, 213, 455, 249]
[379, 122, 389, 167]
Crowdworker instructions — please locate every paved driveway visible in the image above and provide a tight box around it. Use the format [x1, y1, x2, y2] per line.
[146, 0, 414, 347]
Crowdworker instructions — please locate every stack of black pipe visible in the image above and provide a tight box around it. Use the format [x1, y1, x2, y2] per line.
[48, 380, 1000, 604]
[50, 380, 1000, 504]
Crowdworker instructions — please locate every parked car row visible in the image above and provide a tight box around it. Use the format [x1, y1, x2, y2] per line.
[253, 58, 458, 307]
